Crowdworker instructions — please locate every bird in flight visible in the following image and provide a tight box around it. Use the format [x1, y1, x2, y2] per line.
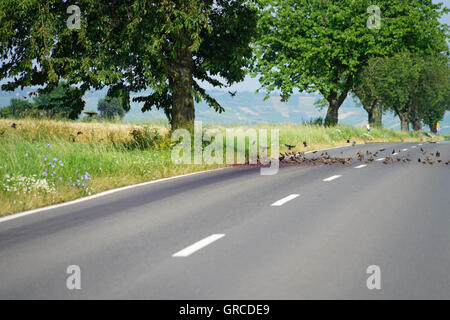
[285, 144, 296, 150]
[228, 91, 237, 97]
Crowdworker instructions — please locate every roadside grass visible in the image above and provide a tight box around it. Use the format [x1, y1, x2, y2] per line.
[0, 118, 436, 216]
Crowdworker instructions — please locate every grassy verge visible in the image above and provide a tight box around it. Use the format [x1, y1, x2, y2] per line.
[0, 119, 437, 216]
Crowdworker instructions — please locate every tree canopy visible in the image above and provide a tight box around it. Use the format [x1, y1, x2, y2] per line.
[0, 0, 258, 129]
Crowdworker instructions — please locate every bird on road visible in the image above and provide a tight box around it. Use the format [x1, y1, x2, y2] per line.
[392, 149, 396, 154]
[420, 147, 424, 152]
[352, 141, 356, 147]
[436, 151, 440, 158]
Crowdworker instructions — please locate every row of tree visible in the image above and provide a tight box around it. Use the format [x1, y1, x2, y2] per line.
[353, 52, 449, 132]
[0, 0, 448, 130]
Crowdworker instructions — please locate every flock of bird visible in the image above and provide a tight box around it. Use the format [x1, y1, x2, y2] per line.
[262, 141, 449, 166]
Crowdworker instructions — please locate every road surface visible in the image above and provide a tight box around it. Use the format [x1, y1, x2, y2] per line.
[0, 142, 449, 299]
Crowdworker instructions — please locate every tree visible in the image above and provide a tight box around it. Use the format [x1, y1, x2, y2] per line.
[33, 82, 85, 119]
[7, 98, 34, 118]
[352, 59, 384, 128]
[0, 0, 258, 130]
[253, 0, 449, 126]
[414, 54, 450, 133]
[97, 97, 126, 120]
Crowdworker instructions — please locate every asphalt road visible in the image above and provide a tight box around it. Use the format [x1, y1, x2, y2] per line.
[0, 141, 449, 299]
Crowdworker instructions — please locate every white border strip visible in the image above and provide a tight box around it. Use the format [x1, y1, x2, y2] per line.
[0, 167, 229, 224]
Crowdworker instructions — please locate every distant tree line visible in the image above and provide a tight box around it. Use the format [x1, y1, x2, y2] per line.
[0, 82, 84, 119]
[0, 82, 128, 121]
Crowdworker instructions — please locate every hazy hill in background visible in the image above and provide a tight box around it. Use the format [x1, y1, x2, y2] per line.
[1, 88, 449, 134]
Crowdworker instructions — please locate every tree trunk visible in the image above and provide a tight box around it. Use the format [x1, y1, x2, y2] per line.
[169, 30, 195, 131]
[325, 90, 348, 126]
[367, 101, 382, 128]
[399, 112, 409, 132]
[372, 102, 382, 128]
[413, 119, 422, 132]
[325, 102, 339, 126]
[411, 104, 422, 132]
[430, 122, 437, 133]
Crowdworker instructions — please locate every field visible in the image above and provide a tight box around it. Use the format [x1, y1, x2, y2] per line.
[0, 118, 436, 216]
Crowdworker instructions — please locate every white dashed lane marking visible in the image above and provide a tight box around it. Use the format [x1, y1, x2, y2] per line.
[172, 234, 225, 257]
[354, 165, 367, 169]
[271, 194, 300, 207]
[323, 175, 342, 182]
